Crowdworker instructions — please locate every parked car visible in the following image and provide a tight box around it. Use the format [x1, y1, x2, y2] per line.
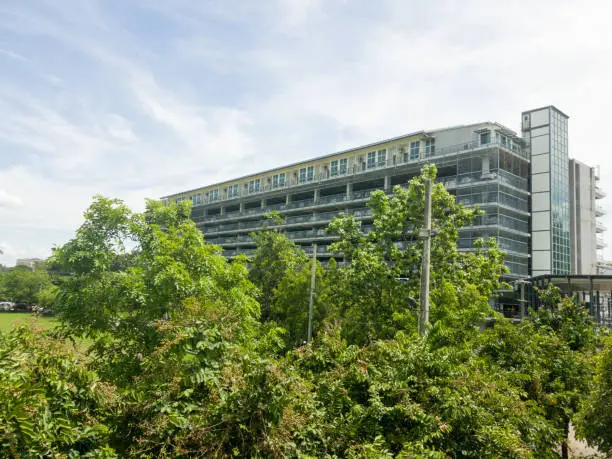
[13, 303, 33, 312]
[0, 301, 15, 311]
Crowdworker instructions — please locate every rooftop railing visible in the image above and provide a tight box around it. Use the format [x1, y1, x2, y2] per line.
[172, 138, 527, 206]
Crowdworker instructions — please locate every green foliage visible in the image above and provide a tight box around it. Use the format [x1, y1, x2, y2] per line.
[271, 260, 332, 348]
[53, 196, 259, 385]
[248, 213, 309, 321]
[287, 326, 555, 457]
[326, 165, 507, 344]
[0, 264, 54, 305]
[576, 334, 612, 454]
[11, 190, 606, 458]
[0, 326, 116, 457]
[479, 296, 598, 457]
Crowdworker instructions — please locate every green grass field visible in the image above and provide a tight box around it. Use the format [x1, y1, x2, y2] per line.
[0, 312, 58, 333]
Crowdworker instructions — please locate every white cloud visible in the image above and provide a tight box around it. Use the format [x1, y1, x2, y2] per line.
[0, 190, 21, 208]
[0, 48, 28, 61]
[1, 0, 612, 265]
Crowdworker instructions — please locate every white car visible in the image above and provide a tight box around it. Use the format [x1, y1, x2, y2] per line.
[0, 301, 15, 311]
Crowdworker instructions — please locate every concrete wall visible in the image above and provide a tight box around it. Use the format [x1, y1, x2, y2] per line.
[569, 159, 598, 274]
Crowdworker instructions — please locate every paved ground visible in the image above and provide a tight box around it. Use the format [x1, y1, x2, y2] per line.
[567, 424, 604, 458]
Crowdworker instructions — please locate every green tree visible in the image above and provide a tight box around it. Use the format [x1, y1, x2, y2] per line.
[0, 326, 116, 456]
[0, 264, 53, 305]
[248, 213, 309, 321]
[479, 290, 598, 458]
[53, 196, 259, 385]
[326, 165, 507, 344]
[576, 335, 612, 454]
[271, 258, 332, 348]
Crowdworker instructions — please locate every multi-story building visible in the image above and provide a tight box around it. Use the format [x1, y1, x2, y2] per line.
[15, 258, 43, 269]
[163, 105, 604, 280]
[569, 161, 606, 274]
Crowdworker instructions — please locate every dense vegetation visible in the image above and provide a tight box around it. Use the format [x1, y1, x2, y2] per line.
[0, 166, 609, 457]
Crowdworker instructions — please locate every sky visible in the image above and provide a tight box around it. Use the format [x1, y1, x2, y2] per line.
[1, 0, 612, 266]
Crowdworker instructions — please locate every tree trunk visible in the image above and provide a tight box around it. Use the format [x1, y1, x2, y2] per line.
[561, 418, 569, 459]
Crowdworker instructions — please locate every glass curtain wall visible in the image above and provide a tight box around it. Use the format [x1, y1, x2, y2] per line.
[455, 146, 530, 277]
[550, 111, 570, 273]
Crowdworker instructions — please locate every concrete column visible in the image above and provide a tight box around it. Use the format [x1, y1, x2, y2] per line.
[314, 189, 320, 202]
[239, 201, 245, 213]
[346, 182, 353, 199]
[286, 194, 292, 205]
[261, 199, 266, 209]
[482, 155, 490, 176]
[220, 207, 225, 216]
[384, 175, 391, 192]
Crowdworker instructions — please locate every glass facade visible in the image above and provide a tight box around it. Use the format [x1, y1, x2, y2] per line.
[454, 143, 530, 277]
[550, 110, 570, 274]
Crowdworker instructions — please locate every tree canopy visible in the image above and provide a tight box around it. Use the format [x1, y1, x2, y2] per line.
[0, 171, 608, 457]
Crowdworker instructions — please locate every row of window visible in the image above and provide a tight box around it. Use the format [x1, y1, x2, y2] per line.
[176, 138, 439, 204]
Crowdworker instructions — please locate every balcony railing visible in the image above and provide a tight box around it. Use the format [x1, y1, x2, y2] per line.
[203, 207, 374, 236]
[171, 138, 527, 206]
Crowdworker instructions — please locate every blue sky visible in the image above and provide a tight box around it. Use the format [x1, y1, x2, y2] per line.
[1, 0, 612, 265]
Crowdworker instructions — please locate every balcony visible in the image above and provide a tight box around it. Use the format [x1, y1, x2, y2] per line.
[193, 189, 380, 226]
[203, 206, 374, 237]
[597, 237, 608, 249]
[596, 205, 606, 217]
[595, 186, 606, 200]
[596, 221, 607, 233]
[172, 137, 527, 207]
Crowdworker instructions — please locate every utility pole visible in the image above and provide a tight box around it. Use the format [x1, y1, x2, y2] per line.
[419, 177, 432, 336]
[307, 243, 317, 343]
[516, 279, 531, 319]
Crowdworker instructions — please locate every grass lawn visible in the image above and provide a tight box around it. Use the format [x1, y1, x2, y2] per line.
[0, 312, 58, 333]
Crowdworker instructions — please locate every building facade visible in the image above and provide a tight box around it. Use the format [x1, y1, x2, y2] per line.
[163, 105, 604, 280]
[569, 160, 606, 274]
[15, 258, 43, 269]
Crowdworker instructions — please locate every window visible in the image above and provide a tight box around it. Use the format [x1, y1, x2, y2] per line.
[279, 173, 285, 186]
[330, 160, 338, 176]
[339, 158, 348, 175]
[210, 189, 219, 201]
[273, 175, 279, 188]
[228, 185, 238, 198]
[425, 139, 435, 156]
[307, 166, 314, 181]
[480, 132, 491, 145]
[196, 194, 201, 205]
[367, 151, 376, 168]
[248, 179, 260, 193]
[299, 168, 306, 183]
[377, 149, 386, 166]
[410, 141, 420, 160]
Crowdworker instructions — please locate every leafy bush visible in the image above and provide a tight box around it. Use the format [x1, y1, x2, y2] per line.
[0, 326, 116, 457]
